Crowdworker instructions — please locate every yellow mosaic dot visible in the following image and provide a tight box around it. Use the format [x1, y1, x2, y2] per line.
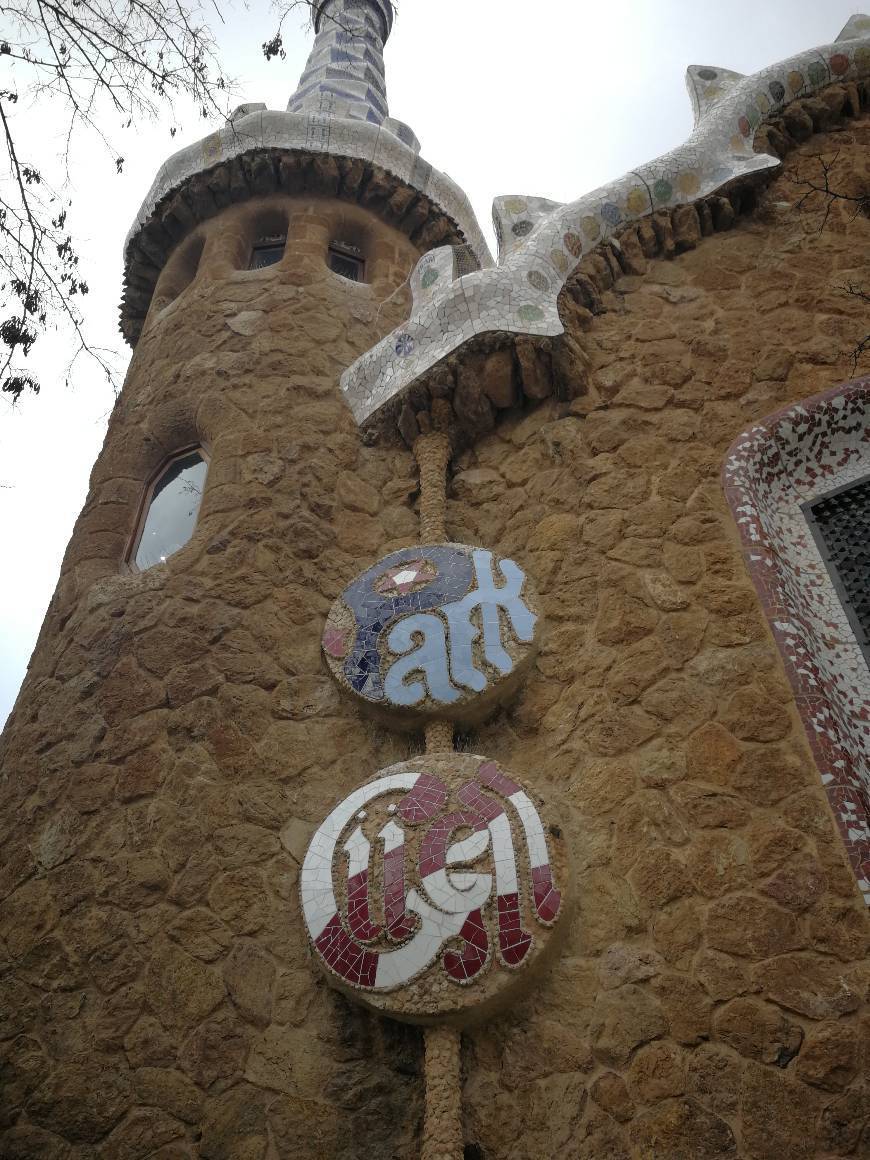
[626, 188, 648, 215]
[549, 249, 569, 273]
[581, 215, 600, 240]
[677, 171, 700, 196]
[788, 70, 804, 93]
[756, 92, 771, 114]
[856, 46, 870, 71]
[729, 133, 745, 152]
[503, 197, 528, 214]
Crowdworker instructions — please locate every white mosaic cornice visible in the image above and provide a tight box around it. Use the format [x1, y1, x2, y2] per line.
[340, 15, 870, 430]
[123, 0, 492, 277]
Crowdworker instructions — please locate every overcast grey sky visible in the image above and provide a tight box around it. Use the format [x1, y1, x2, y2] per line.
[0, 0, 864, 725]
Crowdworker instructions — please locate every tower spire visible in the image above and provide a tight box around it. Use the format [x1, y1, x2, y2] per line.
[288, 0, 395, 127]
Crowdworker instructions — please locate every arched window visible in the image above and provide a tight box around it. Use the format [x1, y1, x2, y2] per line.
[129, 448, 208, 571]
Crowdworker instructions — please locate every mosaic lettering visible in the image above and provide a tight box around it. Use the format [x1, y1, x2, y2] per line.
[322, 543, 541, 720]
[299, 756, 565, 1005]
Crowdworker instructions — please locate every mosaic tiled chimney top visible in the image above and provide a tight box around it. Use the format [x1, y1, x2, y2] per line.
[287, 0, 420, 152]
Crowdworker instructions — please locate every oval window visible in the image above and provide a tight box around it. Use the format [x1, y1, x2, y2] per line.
[130, 449, 208, 571]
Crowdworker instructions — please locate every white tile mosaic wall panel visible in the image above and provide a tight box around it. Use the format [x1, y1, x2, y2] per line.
[340, 16, 870, 429]
[123, 0, 492, 275]
[724, 375, 870, 905]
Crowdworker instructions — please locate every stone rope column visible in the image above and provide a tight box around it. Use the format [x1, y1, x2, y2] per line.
[415, 399, 451, 545]
[415, 405, 463, 1160]
[421, 1024, 463, 1160]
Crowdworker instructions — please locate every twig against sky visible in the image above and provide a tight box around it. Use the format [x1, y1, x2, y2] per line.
[791, 152, 870, 372]
[0, 0, 396, 404]
[0, 0, 232, 401]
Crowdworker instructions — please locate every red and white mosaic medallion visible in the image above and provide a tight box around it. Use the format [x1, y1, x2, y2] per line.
[299, 753, 569, 1023]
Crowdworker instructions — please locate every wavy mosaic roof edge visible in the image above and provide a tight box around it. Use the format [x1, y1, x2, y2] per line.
[340, 17, 870, 431]
[123, 110, 493, 274]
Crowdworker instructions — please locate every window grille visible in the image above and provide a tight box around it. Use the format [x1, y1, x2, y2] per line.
[249, 235, 286, 270]
[804, 473, 870, 663]
[328, 242, 364, 282]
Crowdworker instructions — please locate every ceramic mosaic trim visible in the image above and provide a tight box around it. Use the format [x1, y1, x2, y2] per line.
[340, 15, 870, 429]
[123, 0, 491, 273]
[299, 753, 568, 1022]
[723, 375, 870, 905]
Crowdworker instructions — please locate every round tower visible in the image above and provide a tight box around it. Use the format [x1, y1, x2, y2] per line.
[0, 6, 490, 1156]
[5, 10, 870, 1159]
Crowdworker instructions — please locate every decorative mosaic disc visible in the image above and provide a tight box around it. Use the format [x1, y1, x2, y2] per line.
[322, 543, 542, 727]
[299, 754, 569, 1023]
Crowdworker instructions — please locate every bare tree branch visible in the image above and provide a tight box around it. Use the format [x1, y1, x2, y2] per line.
[791, 153, 870, 374]
[0, 0, 396, 404]
[0, 0, 234, 400]
[263, 0, 396, 61]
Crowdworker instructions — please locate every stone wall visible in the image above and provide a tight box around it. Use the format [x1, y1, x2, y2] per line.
[455, 118, 870, 1157]
[1, 119, 869, 1160]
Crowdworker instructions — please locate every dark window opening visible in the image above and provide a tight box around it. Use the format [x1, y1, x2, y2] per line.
[328, 242, 365, 282]
[249, 235, 286, 270]
[804, 473, 870, 666]
[130, 449, 208, 572]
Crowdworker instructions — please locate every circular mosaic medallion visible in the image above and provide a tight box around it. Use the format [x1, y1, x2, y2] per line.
[517, 304, 544, 323]
[323, 544, 542, 728]
[299, 753, 569, 1024]
[830, 54, 849, 77]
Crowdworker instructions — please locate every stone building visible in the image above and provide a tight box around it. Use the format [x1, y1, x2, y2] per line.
[1, 2, 870, 1157]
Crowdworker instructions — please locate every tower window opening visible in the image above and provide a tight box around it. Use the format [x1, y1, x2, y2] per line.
[328, 241, 365, 282]
[249, 234, 286, 270]
[129, 449, 209, 572]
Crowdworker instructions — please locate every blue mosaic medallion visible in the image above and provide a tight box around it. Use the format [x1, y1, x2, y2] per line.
[322, 543, 542, 726]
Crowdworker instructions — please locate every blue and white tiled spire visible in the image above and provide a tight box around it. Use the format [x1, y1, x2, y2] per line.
[287, 0, 419, 150]
[286, 1, 407, 134]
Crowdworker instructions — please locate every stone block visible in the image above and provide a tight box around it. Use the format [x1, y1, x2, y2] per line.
[590, 984, 668, 1066]
[713, 997, 802, 1065]
[629, 1098, 736, 1157]
[795, 1023, 859, 1092]
[707, 894, 803, 959]
[627, 1040, 687, 1102]
[753, 954, 863, 1019]
[590, 1072, 634, 1122]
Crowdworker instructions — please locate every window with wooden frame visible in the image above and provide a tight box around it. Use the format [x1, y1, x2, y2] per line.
[328, 240, 365, 282]
[127, 448, 209, 572]
[249, 234, 287, 270]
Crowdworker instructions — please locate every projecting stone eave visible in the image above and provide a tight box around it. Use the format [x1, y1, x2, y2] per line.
[120, 109, 493, 346]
